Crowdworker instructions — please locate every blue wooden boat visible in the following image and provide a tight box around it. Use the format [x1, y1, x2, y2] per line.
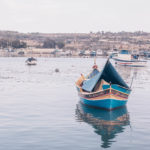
[75, 59, 131, 110]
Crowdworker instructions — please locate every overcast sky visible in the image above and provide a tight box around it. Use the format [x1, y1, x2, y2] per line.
[0, 0, 150, 33]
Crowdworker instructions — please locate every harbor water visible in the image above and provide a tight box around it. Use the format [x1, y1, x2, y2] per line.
[0, 57, 150, 150]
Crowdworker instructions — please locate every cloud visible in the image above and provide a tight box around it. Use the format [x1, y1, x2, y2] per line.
[0, 0, 150, 32]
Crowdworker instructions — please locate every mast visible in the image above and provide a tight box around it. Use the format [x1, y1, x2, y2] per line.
[92, 52, 98, 69]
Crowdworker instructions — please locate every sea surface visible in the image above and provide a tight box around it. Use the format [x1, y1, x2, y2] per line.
[0, 57, 149, 150]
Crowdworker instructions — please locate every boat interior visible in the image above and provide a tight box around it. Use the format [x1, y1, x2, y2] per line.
[76, 74, 110, 93]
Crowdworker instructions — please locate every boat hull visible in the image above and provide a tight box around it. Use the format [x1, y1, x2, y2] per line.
[80, 97, 127, 110]
[114, 58, 147, 67]
[26, 61, 37, 65]
[78, 86, 130, 110]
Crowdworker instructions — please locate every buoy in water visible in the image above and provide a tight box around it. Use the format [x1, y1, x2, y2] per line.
[55, 68, 59, 72]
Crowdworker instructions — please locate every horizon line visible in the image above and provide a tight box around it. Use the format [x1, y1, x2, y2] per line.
[0, 29, 149, 34]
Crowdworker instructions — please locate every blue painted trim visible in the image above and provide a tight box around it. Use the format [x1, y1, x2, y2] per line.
[118, 64, 146, 67]
[80, 98, 127, 110]
[102, 85, 110, 90]
[111, 84, 130, 94]
[102, 84, 130, 94]
[114, 58, 146, 63]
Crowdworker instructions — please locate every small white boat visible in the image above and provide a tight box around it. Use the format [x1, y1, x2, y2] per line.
[144, 52, 150, 60]
[112, 50, 147, 67]
[26, 57, 37, 65]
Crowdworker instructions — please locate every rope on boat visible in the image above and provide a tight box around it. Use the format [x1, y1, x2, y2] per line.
[130, 75, 134, 89]
[130, 71, 136, 88]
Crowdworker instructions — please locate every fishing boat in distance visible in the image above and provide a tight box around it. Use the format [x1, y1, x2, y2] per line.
[112, 50, 147, 67]
[26, 57, 37, 65]
[75, 59, 131, 110]
[143, 51, 150, 60]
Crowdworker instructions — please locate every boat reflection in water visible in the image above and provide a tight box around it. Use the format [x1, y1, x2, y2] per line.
[76, 102, 130, 148]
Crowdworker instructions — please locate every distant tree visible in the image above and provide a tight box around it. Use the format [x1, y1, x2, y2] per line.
[0, 39, 8, 48]
[56, 42, 65, 49]
[12, 40, 27, 49]
[43, 39, 56, 48]
[20, 41, 27, 48]
[12, 40, 20, 48]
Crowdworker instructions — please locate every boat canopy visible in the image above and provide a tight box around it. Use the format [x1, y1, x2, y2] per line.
[82, 59, 129, 92]
[120, 50, 130, 54]
[27, 57, 37, 62]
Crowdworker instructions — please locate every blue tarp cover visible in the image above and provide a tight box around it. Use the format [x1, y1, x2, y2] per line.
[82, 72, 102, 92]
[87, 69, 99, 79]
